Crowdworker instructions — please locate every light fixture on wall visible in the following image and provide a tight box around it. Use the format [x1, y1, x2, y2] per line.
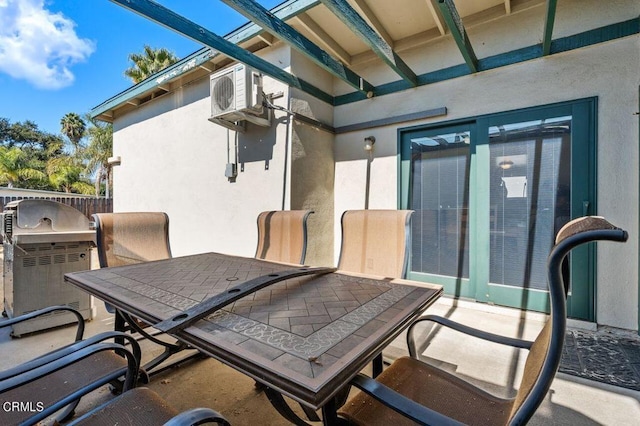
[364, 136, 376, 151]
[363, 136, 376, 210]
[499, 160, 514, 170]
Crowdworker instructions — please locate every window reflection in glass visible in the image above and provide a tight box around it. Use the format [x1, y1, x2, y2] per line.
[409, 131, 470, 278]
[489, 117, 571, 290]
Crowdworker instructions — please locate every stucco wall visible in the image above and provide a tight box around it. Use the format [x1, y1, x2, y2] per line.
[288, 50, 336, 267]
[333, 3, 639, 330]
[112, 44, 294, 258]
[109, 0, 638, 330]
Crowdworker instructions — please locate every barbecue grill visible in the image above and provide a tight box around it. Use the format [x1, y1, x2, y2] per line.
[1, 199, 95, 336]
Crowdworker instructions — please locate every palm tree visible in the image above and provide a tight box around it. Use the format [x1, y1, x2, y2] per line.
[60, 113, 86, 154]
[84, 116, 113, 197]
[124, 45, 179, 84]
[46, 156, 93, 194]
[0, 146, 46, 187]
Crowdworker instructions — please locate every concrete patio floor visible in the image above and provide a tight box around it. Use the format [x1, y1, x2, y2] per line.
[0, 250, 638, 425]
[1, 296, 638, 425]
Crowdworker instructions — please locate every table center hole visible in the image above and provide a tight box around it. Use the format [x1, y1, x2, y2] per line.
[172, 313, 188, 322]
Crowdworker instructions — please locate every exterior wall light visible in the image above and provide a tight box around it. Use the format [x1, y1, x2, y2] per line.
[364, 136, 376, 151]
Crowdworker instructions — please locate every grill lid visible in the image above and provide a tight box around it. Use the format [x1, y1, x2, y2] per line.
[5, 199, 91, 233]
[2, 200, 95, 244]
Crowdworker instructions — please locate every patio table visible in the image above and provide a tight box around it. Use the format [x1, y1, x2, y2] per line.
[64, 252, 442, 425]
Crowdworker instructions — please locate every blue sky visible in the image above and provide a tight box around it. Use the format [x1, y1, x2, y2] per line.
[0, 0, 282, 136]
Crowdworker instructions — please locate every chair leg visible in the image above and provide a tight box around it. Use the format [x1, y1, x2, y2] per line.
[55, 398, 80, 422]
[117, 310, 205, 377]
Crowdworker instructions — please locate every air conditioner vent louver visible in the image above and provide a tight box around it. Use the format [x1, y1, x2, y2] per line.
[213, 75, 235, 114]
[208, 64, 270, 131]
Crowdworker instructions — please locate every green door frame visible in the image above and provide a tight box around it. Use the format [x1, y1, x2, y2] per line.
[398, 98, 598, 319]
[399, 122, 477, 299]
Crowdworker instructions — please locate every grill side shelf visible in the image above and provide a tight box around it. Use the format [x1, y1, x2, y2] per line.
[154, 266, 336, 333]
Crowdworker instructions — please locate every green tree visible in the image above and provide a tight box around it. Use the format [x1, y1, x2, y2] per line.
[0, 146, 47, 188]
[84, 116, 113, 197]
[46, 156, 93, 194]
[1, 118, 64, 157]
[124, 45, 179, 84]
[60, 112, 86, 154]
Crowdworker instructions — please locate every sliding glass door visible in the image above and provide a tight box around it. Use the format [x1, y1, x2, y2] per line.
[400, 99, 596, 318]
[403, 124, 474, 298]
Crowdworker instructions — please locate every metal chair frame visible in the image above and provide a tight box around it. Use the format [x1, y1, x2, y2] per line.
[339, 216, 628, 425]
[0, 306, 141, 424]
[93, 212, 202, 378]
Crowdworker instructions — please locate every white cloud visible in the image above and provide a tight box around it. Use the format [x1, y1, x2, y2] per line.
[0, 0, 95, 89]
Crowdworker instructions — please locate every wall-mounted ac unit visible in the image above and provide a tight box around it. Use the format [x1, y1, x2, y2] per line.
[208, 64, 270, 131]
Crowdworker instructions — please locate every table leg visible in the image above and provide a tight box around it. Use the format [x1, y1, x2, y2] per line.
[333, 384, 351, 410]
[263, 387, 349, 426]
[114, 310, 126, 344]
[321, 397, 348, 425]
[263, 387, 312, 426]
[372, 353, 383, 378]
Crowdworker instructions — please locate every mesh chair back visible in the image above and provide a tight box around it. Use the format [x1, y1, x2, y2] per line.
[255, 210, 313, 265]
[93, 212, 172, 268]
[337, 210, 413, 278]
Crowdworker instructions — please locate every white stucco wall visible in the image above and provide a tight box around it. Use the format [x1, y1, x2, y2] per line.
[287, 50, 336, 266]
[112, 44, 293, 258]
[109, 0, 638, 330]
[333, 2, 639, 330]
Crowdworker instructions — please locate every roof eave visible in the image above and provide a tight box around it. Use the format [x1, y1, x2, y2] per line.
[91, 0, 321, 121]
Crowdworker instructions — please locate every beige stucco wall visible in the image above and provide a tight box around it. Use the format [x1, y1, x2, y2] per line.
[288, 51, 336, 267]
[112, 44, 295, 258]
[333, 2, 639, 330]
[111, 43, 336, 267]
[110, 0, 638, 330]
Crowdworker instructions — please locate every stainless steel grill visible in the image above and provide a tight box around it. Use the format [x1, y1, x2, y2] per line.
[1, 199, 95, 336]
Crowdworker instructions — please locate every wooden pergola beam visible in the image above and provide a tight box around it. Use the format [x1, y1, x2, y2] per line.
[319, 0, 418, 86]
[542, 0, 558, 55]
[425, 0, 446, 36]
[219, 0, 373, 94]
[350, 0, 394, 47]
[437, 0, 478, 73]
[293, 13, 352, 65]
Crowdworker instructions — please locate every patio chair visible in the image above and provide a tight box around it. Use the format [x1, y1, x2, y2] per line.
[255, 210, 313, 265]
[0, 305, 141, 425]
[67, 387, 230, 426]
[338, 216, 628, 425]
[1, 319, 229, 426]
[336, 209, 414, 378]
[337, 210, 414, 279]
[93, 212, 172, 268]
[92, 212, 200, 377]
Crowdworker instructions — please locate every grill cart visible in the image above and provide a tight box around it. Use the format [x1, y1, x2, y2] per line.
[1, 199, 95, 336]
